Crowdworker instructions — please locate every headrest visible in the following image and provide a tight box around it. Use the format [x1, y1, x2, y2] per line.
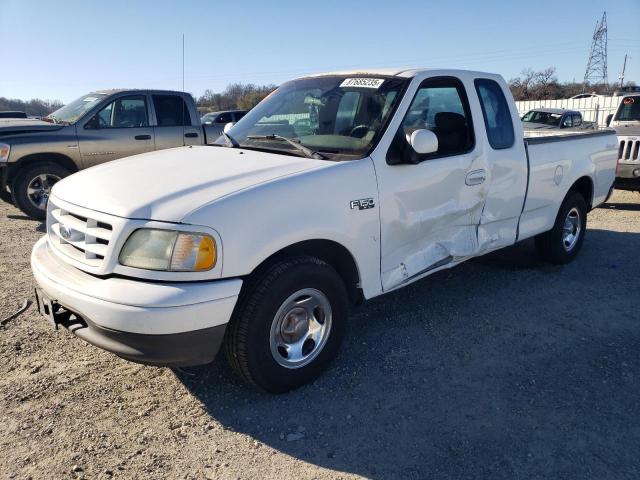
[435, 112, 466, 132]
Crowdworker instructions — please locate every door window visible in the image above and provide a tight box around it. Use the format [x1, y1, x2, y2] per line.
[88, 96, 148, 129]
[387, 77, 474, 164]
[216, 112, 233, 124]
[474, 79, 515, 149]
[233, 111, 247, 121]
[153, 95, 192, 126]
[571, 114, 582, 127]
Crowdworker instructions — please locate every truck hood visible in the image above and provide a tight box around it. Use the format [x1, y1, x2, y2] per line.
[612, 123, 640, 136]
[0, 118, 65, 136]
[52, 145, 330, 222]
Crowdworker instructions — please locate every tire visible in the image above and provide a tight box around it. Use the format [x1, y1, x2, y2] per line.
[224, 256, 348, 393]
[535, 191, 587, 264]
[11, 162, 71, 220]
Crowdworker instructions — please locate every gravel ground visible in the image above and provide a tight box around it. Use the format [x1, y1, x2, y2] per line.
[1, 190, 639, 480]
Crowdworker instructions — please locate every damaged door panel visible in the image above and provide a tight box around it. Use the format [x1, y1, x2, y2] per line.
[375, 75, 489, 291]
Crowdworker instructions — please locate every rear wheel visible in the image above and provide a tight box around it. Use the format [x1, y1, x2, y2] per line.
[535, 191, 587, 264]
[224, 256, 348, 393]
[11, 162, 70, 219]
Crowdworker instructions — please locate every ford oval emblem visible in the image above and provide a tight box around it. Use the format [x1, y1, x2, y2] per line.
[59, 224, 73, 240]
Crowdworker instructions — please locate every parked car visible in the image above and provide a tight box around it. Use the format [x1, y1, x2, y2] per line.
[0, 111, 27, 119]
[31, 68, 617, 392]
[521, 108, 584, 129]
[0, 89, 225, 218]
[201, 110, 248, 137]
[607, 95, 640, 191]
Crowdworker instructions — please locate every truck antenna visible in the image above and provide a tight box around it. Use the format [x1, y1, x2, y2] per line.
[182, 33, 185, 146]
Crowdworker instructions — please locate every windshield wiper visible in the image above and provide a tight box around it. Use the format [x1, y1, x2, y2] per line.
[246, 134, 327, 160]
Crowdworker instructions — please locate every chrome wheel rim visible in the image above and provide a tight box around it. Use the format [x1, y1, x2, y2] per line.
[269, 288, 332, 369]
[562, 207, 581, 251]
[26, 174, 60, 210]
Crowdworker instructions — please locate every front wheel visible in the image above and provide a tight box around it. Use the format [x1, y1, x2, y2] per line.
[535, 191, 587, 264]
[224, 256, 348, 393]
[11, 162, 71, 220]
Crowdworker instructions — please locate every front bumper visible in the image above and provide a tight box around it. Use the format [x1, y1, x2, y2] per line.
[615, 163, 640, 191]
[31, 236, 242, 366]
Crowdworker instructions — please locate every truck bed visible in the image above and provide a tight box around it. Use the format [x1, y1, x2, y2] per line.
[518, 129, 617, 240]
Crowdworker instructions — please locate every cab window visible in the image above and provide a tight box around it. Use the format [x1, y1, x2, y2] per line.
[87, 96, 148, 129]
[153, 95, 192, 126]
[216, 112, 233, 124]
[474, 79, 515, 149]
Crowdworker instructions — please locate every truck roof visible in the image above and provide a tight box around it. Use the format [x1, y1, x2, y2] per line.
[527, 108, 579, 115]
[301, 68, 503, 80]
[90, 88, 189, 96]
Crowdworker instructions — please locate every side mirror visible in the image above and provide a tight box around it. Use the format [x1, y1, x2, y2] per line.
[606, 114, 613, 127]
[223, 122, 235, 133]
[409, 129, 438, 155]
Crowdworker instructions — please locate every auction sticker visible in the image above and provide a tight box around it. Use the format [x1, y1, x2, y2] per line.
[340, 78, 385, 89]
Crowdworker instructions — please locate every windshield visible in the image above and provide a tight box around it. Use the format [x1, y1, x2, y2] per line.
[522, 110, 562, 126]
[615, 96, 640, 122]
[217, 75, 407, 159]
[201, 112, 216, 123]
[47, 93, 107, 124]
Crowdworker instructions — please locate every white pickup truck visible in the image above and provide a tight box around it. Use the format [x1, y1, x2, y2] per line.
[31, 69, 617, 392]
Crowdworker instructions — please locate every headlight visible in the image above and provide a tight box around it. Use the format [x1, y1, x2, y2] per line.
[119, 229, 217, 271]
[0, 143, 10, 162]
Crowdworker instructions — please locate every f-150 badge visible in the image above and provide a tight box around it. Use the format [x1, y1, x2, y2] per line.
[350, 198, 375, 210]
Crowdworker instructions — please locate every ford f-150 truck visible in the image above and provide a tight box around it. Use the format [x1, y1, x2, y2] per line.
[30, 69, 617, 393]
[0, 89, 222, 219]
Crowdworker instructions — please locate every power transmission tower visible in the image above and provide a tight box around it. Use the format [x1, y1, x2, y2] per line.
[582, 11, 608, 92]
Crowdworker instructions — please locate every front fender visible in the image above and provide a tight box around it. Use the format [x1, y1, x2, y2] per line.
[183, 158, 383, 299]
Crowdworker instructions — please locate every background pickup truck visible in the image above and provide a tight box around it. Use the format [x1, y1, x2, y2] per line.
[606, 95, 640, 191]
[31, 68, 617, 393]
[0, 89, 223, 218]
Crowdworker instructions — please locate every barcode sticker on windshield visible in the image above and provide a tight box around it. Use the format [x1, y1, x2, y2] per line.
[340, 78, 385, 89]
[83, 97, 98, 102]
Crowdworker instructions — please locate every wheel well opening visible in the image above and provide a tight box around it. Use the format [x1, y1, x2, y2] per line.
[249, 240, 364, 305]
[569, 176, 594, 210]
[10, 153, 78, 183]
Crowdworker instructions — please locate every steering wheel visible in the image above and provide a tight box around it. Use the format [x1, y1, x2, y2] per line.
[349, 124, 370, 138]
[97, 115, 109, 128]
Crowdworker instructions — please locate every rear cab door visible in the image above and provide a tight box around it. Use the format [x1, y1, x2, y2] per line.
[77, 93, 155, 168]
[150, 93, 202, 149]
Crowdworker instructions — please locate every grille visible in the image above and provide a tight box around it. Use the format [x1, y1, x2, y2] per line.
[48, 201, 114, 267]
[618, 139, 640, 162]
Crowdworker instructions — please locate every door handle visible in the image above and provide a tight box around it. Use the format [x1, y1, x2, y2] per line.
[134, 134, 151, 140]
[465, 169, 487, 186]
[184, 132, 199, 138]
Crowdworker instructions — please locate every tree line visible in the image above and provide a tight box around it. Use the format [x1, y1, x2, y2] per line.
[0, 97, 63, 117]
[3, 71, 635, 117]
[196, 83, 277, 112]
[507, 66, 633, 100]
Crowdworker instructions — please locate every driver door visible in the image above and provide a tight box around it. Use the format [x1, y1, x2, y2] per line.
[78, 94, 155, 168]
[373, 76, 488, 291]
